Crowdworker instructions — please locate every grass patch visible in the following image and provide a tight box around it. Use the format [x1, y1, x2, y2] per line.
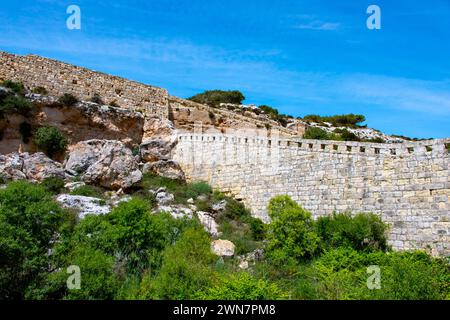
[71, 185, 105, 198]
[139, 173, 211, 203]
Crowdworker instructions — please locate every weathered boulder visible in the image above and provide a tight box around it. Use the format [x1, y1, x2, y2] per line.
[65, 140, 142, 190]
[0, 153, 26, 180]
[140, 139, 174, 162]
[0, 152, 65, 181]
[236, 249, 264, 269]
[140, 117, 178, 162]
[211, 239, 235, 257]
[142, 117, 176, 144]
[143, 160, 185, 181]
[155, 190, 175, 205]
[22, 152, 66, 181]
[56, 194, 111, 219]
[197, 211, 220, 237]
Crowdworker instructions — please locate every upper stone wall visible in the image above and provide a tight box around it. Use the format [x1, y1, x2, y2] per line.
[0, 52, 169, 118]
[173, 132, 450, 256]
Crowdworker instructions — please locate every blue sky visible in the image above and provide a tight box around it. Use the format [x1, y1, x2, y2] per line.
[1, 0, 449, 138]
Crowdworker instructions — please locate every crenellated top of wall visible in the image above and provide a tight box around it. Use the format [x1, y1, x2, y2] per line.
[177, 132, 450, 158]
[0, 51, 169, 118]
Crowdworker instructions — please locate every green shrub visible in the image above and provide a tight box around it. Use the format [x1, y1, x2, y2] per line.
[311, 248, 449, 300]
[29, 245, 120, 300]
[304, 114, 366, 127]
[0, 95, 32, 115]
[316, 212, 389, 252]
[266, 196, 319, 265]
[58, 93, 78, 107]
[247, 217, 266, 241]
[19, 122, 32, 143]
[0, 181, 67, 299]
[90, 93, 104, 105]
[259, 105, 279, 117]
[334, 128, 360, 141]
[140, 173, 212, 203]
[303, 127, 332, 140]
[138, 227, 217, 299]
[1, 80, 25, 95]
[41, 176, 65, 194]
[34, 125, 67, 158]
[31, 86, 48, 95]
[188, 90, 245, 107]
[196, 272, 287, 300]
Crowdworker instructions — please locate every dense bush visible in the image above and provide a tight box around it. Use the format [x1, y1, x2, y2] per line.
[196, 272, 286, 300]
[309, 248, 449, 300]
[266, 196, 319, 265]
[41, 176, 66, 194]
[0, 95, 32, 116]
[334, 128, 360, 141]
[138, 227, 217, 299]
[303, 127, 331, 140]
[34, 125, 67, 158]
[0, 182, 68, 299]
[1, 80, 25, 95]
[316, 212, 389, 252]
[58, 93, 79, 107]
[259, 105, 279, 117]
[1, 180, 447, 300]
[188, 90, 245, 107]
[304, 114, 366, 127]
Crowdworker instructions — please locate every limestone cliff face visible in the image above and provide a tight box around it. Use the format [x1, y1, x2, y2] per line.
[0, 94, 145, 154]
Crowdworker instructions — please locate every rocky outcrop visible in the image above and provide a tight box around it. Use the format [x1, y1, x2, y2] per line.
[211, 239, 235, 257]
[151, 187, 175, 205]
[143, 160, 185, 181]
[154, 205, 194, 220]
[197, 211, 220, 237]
[65, 140, 142, 190]
[55, 194, 111, 218]
[0, 152, 66, 181]
[140, 139, 174, 162]
[142, 117, 176, 144]
[211, 200, 227, 214]
[237, 249, 264, 269]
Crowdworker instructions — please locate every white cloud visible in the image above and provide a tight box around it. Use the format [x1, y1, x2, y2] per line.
[294, 21, 340, 31]
[290, 14, 340, 31]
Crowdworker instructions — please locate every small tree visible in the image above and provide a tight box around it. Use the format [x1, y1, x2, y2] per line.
[266, 195, 319, 265]
[303, 127, 330, 140]
[34, 126, 67, 158]
[188, 90, 245, 107]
